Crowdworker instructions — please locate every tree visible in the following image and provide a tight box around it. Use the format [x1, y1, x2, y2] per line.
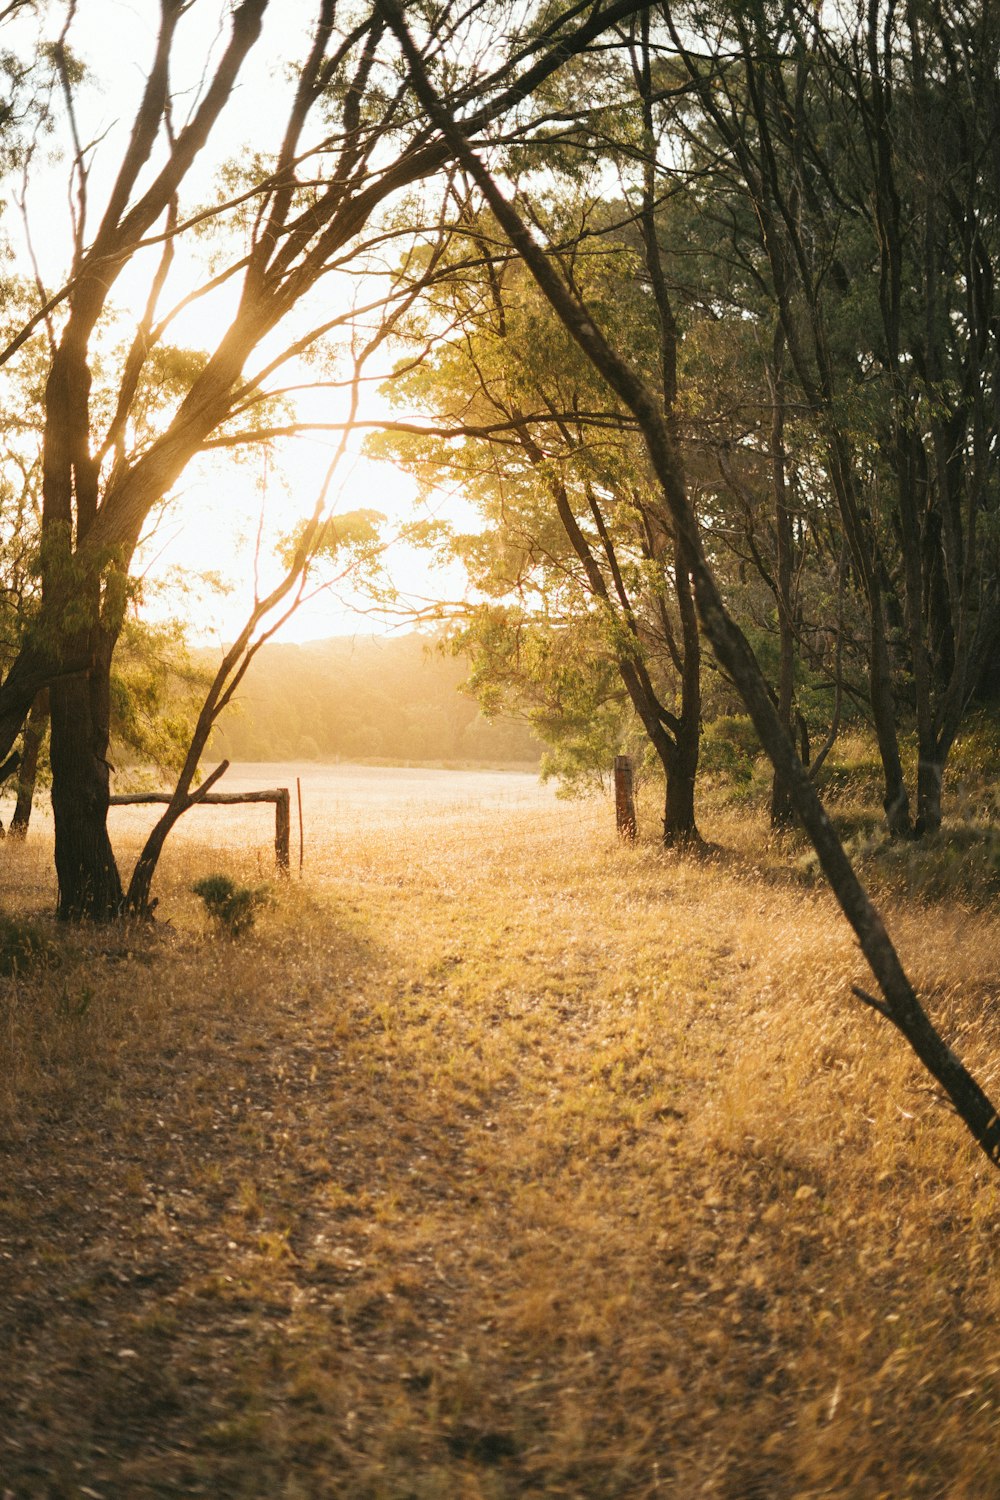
[680, 308, 852, 825]
[372, 186, 703, 842]
[665, 0, 1000, 836]
[454, 606, 658, 798]
[0, 0, 650, 918]
[125, 500, 383, 916]
[380, 0, 1000, 1170]
[7, 616, 212, 841]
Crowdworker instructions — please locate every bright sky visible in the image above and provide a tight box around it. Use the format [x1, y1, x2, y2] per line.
[9, 0, 478, 645]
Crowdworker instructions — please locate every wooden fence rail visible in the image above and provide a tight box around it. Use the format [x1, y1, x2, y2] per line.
[110, 788, 291, 872]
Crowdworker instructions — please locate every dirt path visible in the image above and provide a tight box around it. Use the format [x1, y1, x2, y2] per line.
[2, 805, 1000, 1498]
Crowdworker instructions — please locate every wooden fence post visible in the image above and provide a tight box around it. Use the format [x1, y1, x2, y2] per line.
[275, 788, 291, 874]
[614, 754, 636, 841]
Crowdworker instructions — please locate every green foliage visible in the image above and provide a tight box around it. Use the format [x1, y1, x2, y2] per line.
[699, 715, 761, 789]
[0, 912, 58, 976]
[456, 606, 656, 797]
[110, 616, 213, 784]
[540, 718, 656, 800]
[949, 716, 1000, 785]
[365, 197, 698, 804]
[144, 344, 209, 392]
[192, 876, 270, 940]
[279, 509, 386, 573]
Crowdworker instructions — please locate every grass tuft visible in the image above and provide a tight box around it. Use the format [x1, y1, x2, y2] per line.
[192, 873, 271, 938]
[0, 909, 59, 976]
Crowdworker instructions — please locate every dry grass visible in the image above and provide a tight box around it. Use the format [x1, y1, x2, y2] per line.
[1, 772, 999, 1499]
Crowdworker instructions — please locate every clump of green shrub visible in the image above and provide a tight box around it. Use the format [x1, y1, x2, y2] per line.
[0, 912, 59, 976]
[192, 875, 270, 939]
[700, 715, 761, 792]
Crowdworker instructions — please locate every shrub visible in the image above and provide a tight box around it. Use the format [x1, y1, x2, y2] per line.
[700, 715, 761, 788]
[192, 875, 270, 939]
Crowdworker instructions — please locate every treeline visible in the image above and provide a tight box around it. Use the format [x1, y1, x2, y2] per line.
[371, 0, 1000, 847]
[205, 635, 541, 766]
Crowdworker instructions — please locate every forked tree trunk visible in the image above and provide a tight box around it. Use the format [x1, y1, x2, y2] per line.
[536, 457, 702, 848]
[639, 700, 699, 847]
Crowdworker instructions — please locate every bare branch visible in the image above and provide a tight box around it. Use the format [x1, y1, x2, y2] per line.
[851, 985, 893, 1022]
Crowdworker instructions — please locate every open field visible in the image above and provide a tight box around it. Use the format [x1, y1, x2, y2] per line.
[2, 765, 1000, 1498]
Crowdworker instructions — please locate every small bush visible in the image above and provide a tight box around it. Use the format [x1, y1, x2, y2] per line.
[192, 875, 270, 939]
[700, 715, 761, 788]
[0, 912, 59, 976]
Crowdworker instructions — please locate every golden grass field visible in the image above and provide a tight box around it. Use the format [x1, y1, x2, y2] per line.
[1, 763, 999, 1498]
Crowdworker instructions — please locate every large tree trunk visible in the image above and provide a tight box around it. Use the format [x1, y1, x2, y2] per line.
[663, 536, 701, 846]
[663, 747, 697, 844]
[49, 632, 123, 922]
[916, 753, 944, 837]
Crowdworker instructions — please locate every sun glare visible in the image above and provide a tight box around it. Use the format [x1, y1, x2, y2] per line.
[12, 1, 477, 647]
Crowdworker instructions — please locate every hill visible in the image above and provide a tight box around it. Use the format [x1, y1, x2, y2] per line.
[205, 633, 541, 766]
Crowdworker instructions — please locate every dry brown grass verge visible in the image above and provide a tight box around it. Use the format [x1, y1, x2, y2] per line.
[1, 791, 999, 1498]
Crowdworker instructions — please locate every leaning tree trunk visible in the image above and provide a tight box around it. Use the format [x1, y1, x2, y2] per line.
[125, 761, 229, 917]
[50, 631, 123, 921]
[9, 690, 49, 840]
[768, 338, 797, 829]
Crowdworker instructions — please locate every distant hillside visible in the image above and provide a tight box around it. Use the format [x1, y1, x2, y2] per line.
[205, 634, 541, 766]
